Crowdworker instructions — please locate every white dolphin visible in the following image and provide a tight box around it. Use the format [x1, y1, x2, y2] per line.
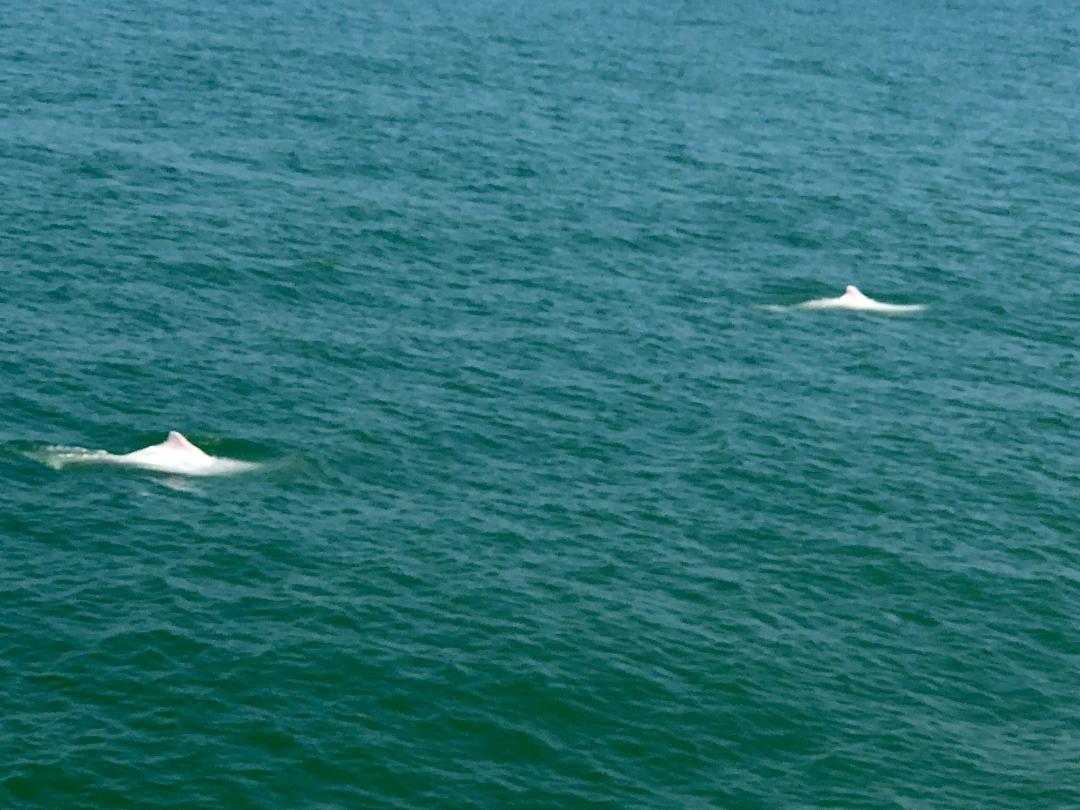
[35, 431, 258, 476]
[784, 285, 925, 313]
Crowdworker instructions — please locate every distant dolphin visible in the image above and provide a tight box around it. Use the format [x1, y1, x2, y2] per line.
[35, 431, 258, 476]
[779, 285, 926, 313]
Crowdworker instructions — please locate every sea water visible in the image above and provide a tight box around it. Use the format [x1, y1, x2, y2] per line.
[3, 0, 1079, 806]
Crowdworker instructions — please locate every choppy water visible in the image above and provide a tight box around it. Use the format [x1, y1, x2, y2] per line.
[4, 0, 1080, 806]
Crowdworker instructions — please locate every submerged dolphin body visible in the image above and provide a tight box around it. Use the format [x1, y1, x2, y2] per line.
[36, 431, 258, 476]
[788, 285, 925, 313]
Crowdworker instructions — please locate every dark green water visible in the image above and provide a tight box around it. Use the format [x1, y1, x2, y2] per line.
[4, 0, 1080, 806]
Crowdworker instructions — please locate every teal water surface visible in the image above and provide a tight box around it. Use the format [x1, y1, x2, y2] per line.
[3, 0, 1080, 806]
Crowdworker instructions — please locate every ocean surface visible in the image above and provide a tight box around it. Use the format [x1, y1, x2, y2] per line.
[3, 0, 1080, 806]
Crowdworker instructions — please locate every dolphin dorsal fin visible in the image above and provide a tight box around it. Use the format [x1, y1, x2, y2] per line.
[165, 431, 197, 452]
[845, 285, 861, 296]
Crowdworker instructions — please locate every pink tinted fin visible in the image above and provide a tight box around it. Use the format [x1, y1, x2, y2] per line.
[845, 285, 860, 296]
[165, 431, 197, 451]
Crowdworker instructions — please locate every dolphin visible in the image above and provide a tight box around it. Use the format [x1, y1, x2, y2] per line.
[35, 431, 258, 476]
[786, 285, 925, 313]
